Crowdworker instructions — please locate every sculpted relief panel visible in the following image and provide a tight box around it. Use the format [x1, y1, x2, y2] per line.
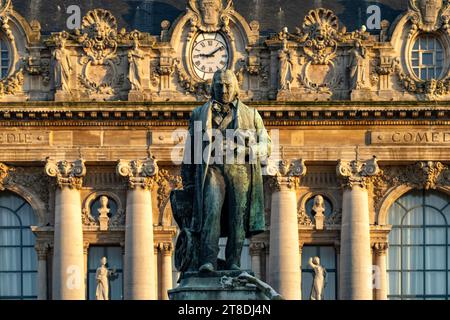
[3, 0, 450, 102]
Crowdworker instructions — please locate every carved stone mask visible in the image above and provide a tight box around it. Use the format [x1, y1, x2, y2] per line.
[418, 0, 443, 25]
[198, 0, 222, 27]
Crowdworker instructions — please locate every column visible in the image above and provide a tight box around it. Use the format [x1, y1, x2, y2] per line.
[154, 244, 159, 299]
[35, 242, 50, 300]
[373, 242, 389, 300]
[337, 156, 380, 300]
[159, 242, 173, 300]
[249, 242, 265, 279]
[117, 158, 158, 300]
[299, 243, 303, 300]
[268, 159, 306, 300]
[45, 159, 86, 300]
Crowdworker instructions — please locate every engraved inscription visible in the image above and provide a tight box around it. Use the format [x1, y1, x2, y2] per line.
[0, 132, 50, 145]
[371, 131, 450, 145]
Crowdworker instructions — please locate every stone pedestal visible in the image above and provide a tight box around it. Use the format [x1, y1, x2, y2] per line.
[45, 159, 86, 300]
[117, 158, 158, 300]
[337, 157, 380, 300]
[268, 159, 306, 300]
[168, 271, 270, 300]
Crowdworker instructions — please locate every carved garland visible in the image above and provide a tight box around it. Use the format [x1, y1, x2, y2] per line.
[372, 161, 450, 212]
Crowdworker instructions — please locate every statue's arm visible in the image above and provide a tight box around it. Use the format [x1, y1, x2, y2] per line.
[308, 257, 314, 269]
[181, 111, 197, 190]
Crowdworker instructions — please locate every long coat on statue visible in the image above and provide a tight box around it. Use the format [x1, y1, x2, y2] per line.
[181, 99, 271, 238]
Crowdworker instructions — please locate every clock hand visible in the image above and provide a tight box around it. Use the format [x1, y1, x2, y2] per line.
[207, 47, 223, 57]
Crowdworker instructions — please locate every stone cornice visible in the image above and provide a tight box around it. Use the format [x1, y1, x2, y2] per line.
[0, 102, 448, 127]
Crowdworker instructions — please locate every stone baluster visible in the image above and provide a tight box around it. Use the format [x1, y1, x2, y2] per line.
[159, 242, 173, 300]
[117, 158, 158, 300]
[45, 159, 86, 300]
[373, 242, 389, 300]
[337, 156, 380, 300]
[268, 159, 306, 300]
[35, 242, 50, 300]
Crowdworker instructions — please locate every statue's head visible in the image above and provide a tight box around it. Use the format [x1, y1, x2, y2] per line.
[100, 195, 109, 208]
[101, 257, 107, 265]
[314, 195, 324, 207]
[198, 0, 223, 27]
[313, 256, 320, 265]
[211, 69, 240, 104]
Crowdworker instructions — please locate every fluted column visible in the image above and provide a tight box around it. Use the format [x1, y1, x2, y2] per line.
[45, 159, 86, 300]
[337, 156, 380, 300]
[249, 242, 265, 279]
[35, 242, 50, 300]
[373, 242, 389, 300]
[268, 159, 306, 300]
[117, 158, 158, 300]
[159, 242, 173, 300]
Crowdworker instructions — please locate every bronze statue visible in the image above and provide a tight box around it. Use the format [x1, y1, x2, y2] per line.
[172, 69, 271, 274]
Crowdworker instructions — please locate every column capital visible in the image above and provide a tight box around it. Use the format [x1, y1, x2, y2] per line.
[249, 241, 265, 256]
[45, 158, 86, 189]
[35, 242, 50, 260]
[336, 156, 381, 190]
[372, 242, 389, 256]
[117, 158, 158, 190]
[158, 242, 173, 256]
[267, 159, 307, 191]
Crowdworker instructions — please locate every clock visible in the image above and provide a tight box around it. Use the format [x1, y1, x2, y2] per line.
[190, 32, 230, 81]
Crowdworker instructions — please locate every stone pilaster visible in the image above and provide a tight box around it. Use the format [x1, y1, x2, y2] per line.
[299, 242, 304, 300]
[268, 159, 306, 300]
[154, 244, 159, 299]
[337, 156, 380, 300]
[35, 242, 50, 300]
[45, 159, 86, 300]
[372, 242, 389, 300]
[249, 242, 265, 280]
[117, 158, 158, 300]
[159, 242, 173, 300]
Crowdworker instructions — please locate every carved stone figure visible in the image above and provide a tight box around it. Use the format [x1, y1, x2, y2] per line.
[348, 41, 367, 90]
[95, 257, 116, 300]
[279, 28, 294, 91]
[98, 195, 110, 231]
[309, 256, 327, 300]
[53, 39, 72, 93]
[128, 40, 145, 91]
[409, 0, 445, 31]
[311, 195, 325, 230]
[172, 69, 271, 273]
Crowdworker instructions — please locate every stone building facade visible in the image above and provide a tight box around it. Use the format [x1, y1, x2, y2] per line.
[0, 0, 449, 300]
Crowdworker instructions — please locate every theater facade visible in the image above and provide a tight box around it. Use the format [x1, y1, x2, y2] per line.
[0, 0, 450, 300]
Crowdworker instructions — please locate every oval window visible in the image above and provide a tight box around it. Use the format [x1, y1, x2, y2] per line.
[411, 34, 444, 81]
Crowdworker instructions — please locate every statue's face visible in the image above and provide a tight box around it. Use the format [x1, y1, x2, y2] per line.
[100, 196, 108, 207]
[212, 71, 238, 104]
[101, 257, 107, 265]
[313, 257, 320, 265]
[418, 0, 443, 24]
[314, 195, 324, 206]
[199, 0, 221, 26]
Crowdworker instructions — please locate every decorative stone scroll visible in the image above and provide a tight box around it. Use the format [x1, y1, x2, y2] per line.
[116, 157, 159, 190]
[408, 0, 450, 34]
[187, 0, 234, 38]
[337, 156, 381, 189]
[44, 159, 86, 189]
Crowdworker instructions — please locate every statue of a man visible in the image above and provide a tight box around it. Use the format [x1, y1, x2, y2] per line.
[309, 256, 327, 300]
[53, 39, 72, 92]
[95, 257, 116, 300]
[128, 40, 145, 91]
[179, 69, 271, 273]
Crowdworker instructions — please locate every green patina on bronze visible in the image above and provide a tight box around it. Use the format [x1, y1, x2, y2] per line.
[171, 70, 271, 274]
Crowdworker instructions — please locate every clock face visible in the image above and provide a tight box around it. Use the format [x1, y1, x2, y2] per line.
[191, 33, 230, 81]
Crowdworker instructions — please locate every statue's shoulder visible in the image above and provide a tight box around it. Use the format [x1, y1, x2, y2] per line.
[191, 102, 210, 119]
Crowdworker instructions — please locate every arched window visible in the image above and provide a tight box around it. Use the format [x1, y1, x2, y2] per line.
[387, 190, 450, 300]
[411, 34, 444, 81]
[0, 191, 38, 300]
[0, 38, 9, 79]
